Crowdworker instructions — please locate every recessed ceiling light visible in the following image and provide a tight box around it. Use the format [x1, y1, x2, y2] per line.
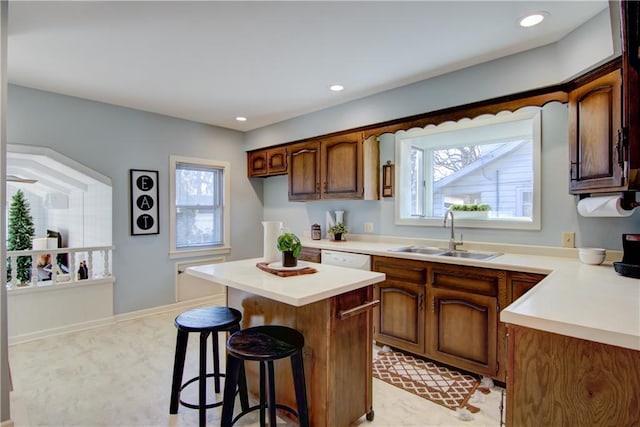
[519, 12, 546, 28]
[235, 116, 247, 122]
[329, 84, 344, 92]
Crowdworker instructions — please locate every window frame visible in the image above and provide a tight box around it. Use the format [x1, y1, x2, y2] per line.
[169, 155, 231, 259]
[394, 108, 542, 230]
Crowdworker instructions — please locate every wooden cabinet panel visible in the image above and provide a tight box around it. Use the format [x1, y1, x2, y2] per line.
[427, 288, 498, 378]
[321, 133, 363, 199]
[372, 257, 427, 354]
[288, 141, 321, 200]
[247, 146, 288, 177]
[374, 281, 425, 354]
[287, 132, 379, 201]
[506, 325, 640, 427]
[507, 272, 546, 303]
[569, 69, 624, 193]
[299, 247, 321, 263]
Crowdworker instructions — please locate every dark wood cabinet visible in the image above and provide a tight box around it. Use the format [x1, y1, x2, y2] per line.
[371, 256, 522, 381]
[427, 265, 504, 380]
[288, 141, 321, 200]
[298, 247, 321, 263]
[247, 146, 288, 177]
[569, 69, 623, 193]
[372, 257, 427, 354]
[288, 132, 379, 201]
[507, 271, 546, 303]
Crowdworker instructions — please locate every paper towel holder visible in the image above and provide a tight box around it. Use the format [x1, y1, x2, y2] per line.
[620, 192, 640, 211]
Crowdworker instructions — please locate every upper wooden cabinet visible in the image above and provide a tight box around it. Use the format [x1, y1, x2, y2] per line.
[288, 140, 321, 200]
[288, 132, 379, 201]
[247, 146, 288, 177]
[569, 69, 623, 194]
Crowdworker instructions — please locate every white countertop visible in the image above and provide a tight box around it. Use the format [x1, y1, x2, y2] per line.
[186, 257, 385, 307]
[302, 236, 640, 351]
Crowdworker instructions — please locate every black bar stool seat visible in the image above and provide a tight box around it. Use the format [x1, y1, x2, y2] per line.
[221, 325, 310, 427]
[169, 306, 248, 427]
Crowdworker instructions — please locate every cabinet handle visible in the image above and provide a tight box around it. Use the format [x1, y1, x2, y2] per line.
[431, 297, 435, 313]
[418, 293, 423, 310]
[338, 300, 380, 320]
[569, 162, 578, 181]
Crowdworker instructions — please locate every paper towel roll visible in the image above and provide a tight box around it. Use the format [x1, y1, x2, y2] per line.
[262, 221, 283, 263]
[577, 196, 635, 217]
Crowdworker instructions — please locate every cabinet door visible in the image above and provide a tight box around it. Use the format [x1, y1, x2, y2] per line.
[321, 133, 363, 199]
[374, 281, 425, 354]
[569, 69, 624, 193]
[288, 141, 321, 201]
[267, 147, 288, 175]
[247, 147, 288, 177]
[298, 247, 321, 263]
[248, 150, 268, 177]
[372, 256, 428, 354]
[428, 288, 498, 378]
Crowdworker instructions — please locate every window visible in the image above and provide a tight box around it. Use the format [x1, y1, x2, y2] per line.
[169, 156, 230, 258]
[395, 108, 541, 229]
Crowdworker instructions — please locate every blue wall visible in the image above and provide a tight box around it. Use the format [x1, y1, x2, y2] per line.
[7, 85, 264, 314]
[252, 9, 640, 250]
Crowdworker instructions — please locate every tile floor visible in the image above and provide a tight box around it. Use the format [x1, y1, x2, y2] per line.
[8, 300, 504, 426]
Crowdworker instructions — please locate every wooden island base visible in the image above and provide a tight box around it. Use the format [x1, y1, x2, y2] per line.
[227, 285, 375, 427]
[506, 325, 640, 426]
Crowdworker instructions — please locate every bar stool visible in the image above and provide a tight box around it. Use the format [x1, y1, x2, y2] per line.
[220, 325, 310, 427]
[169, 306, 248, 427]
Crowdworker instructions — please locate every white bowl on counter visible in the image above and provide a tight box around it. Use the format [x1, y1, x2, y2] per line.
[578, 248, 606, 265]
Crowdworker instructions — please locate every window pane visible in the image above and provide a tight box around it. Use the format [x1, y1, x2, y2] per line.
[395, 108, 540, 229]
[175, 162, 224, 248]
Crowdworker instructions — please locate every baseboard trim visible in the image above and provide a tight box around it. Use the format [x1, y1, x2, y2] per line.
[1, 419, 15, 427]
[114, 294, 226, 323]
[9, 294, 226, 346]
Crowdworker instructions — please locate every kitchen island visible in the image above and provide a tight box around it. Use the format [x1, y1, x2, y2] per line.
[187, 258, 385, 427]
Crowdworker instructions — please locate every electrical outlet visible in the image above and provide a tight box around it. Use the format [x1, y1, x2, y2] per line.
[562, 232, 575, 248]
[364, 222, 374, 233]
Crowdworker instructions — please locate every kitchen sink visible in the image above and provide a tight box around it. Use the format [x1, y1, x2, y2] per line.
[439, 251, 502, 260]
[389, 246, 446, 255]
[390, 246, 502, 260]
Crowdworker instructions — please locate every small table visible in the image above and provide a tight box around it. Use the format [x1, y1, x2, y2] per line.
[187, 258, 385, 427]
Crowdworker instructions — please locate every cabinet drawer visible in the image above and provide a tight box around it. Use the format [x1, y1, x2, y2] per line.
[372, 257, 427, 285]
[431, 265, 502, 297]
[299, 247, 321, 263]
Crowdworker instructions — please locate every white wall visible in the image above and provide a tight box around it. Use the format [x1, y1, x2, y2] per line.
[7, 85, 263, 314]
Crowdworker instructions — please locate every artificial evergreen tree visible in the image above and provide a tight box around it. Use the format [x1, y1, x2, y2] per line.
[7, 189, 35, 284]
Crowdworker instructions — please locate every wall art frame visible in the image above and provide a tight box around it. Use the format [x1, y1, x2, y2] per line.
[130, 169, 159, 235]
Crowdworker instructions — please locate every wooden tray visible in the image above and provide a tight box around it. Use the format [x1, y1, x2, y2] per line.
[256, 262, 317, 277]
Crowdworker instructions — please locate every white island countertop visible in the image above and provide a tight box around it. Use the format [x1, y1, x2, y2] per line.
[302, 237, 640, 351]
[186, 257, 385, 307]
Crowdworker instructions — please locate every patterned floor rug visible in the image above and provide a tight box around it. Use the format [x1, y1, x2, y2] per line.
[373, 350, 486, 413]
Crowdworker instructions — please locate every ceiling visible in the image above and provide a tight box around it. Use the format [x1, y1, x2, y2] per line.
[7, 1, 609, 132]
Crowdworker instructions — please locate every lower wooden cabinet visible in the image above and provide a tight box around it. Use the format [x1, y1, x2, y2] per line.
[372, 256, 536, 382]
[299, 247, 321, 263]
[507, 271, 546, 303]
[372, 257, 427, 355]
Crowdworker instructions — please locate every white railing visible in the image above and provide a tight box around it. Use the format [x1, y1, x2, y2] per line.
[6, 245, 114, 290]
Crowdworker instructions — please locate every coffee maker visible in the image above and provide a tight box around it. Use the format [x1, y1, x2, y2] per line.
[614, 234, 640, 278]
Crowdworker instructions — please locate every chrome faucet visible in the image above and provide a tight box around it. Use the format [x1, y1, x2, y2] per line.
[443, 209, 463, 251]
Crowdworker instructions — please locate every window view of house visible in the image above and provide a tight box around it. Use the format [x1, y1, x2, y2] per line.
[396, 109, 541, 229]
[170, 156, 230, 256]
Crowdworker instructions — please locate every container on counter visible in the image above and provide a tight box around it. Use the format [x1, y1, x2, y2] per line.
[311, 224, 321, 240]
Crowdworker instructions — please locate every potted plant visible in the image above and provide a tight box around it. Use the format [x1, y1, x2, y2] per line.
[276, 231, 302, 267]
[450, 203, 491, 219]
[328, 222, 348, 241]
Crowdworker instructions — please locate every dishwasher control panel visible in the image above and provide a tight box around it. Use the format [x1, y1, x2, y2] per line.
[320, 249, 371, 271]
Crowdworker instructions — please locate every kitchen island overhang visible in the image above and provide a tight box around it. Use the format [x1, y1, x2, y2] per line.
[186, 258, 385, 427]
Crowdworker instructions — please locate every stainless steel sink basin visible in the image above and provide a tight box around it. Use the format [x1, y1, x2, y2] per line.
[389, 246, 502, 260]
[439, 251, 502, 260]
[389, 246, 446, 255]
